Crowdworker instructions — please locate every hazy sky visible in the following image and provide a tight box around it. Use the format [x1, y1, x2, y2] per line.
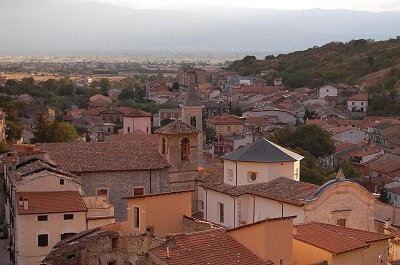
[75, 0, 400, 11]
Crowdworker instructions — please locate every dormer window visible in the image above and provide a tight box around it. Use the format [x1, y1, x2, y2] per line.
[248, 172, 258, 182]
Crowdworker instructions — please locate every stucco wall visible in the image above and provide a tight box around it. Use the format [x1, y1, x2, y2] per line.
[15, 211, 87, 265]
[223, 160, 297, 185]
[126, 191, 192, 236]
[82, 168, 170, 221]
[16, 174, 81, 193]
[319, 85, 338, 98]
[293, 239, 332, 265]
[364, 240, 389, 265]
[304, 181, 375, 231]
[332, 130, 366, 144]
[332, 249, 365, 265]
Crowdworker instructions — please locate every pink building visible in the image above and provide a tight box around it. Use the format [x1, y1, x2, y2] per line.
[123, 109, 152, 134]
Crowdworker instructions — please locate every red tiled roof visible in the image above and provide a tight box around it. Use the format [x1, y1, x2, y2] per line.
[348, 93, 368, 101]
[150, 229, 273, 265]
[16, 191, 87, 215]
[105, 132, 157, 143]
[37, 141, 169, 172]
[208, 115, 245, 125]
[124, 109, 151, 117]
[155, 120, 200, 135]
[294, 222, 392, 255]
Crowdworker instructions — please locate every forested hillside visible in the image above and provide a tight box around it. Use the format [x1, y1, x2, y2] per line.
[229, 38, 400, 89]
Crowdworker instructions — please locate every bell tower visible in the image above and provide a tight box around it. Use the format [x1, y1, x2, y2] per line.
[181, 79, 204, 163]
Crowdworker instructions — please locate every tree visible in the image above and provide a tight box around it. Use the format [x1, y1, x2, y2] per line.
[6, 120, 23, 141]
[100, 78, 110, 95]
[171, 82, 180, 91]
[340, 161, 361, 179]
[134, 87, 146, 103]
[203, 126, 216, 143]
[0, 140, 9, 154]
[31, 114, 79, 143]
[269, 124, 335, 158]
[160, 118, 174, 127]
[118, 88, 135, 100]
[379, 185, 390, 204]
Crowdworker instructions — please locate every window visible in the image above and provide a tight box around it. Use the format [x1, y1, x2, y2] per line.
[133, 207, 140, 228]
[181, 138, 190, 161]
[59, 179, 64, 185]
[107, 261, 117, 265]
[161, 137, 166, 155]
[235, 126, 239, 132]
[97, 188, 108, 200]
[146, 127, 149, 133]
[127, 127, 130, 133]
[220, 126, 223, 131]
[361, 102, 364, 105]
[61, 233, 76, 240]
[352, 102, 355, 105]
[198, 200, 204, 210]
[64, 214, 74, 220]
[218, 202, 224, 223]
[190, 116, 197, 128]
[133, 187, 145, 196]
[227, 169, 233, 181]
[227, 126, 231, 132]
[248, 172, 258, 182]
[38, 234, 48, 247]
[337, 219, 346, 227]
[107, 128, 111, 133]
[280, 259, 283, 265]
[37, 215, 48, 222]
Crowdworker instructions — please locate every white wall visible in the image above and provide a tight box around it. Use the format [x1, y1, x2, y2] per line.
[332, 130, 366, 144]
[347, 100, 368, 112]
[250, 110, 295, 124]
[16, 174, 81, 193]
[123, 116, 151, 134]
[319, 85, 338, 98]
[223, 160, 297, 185]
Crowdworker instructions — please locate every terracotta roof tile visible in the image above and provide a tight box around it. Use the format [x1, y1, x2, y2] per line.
[16, 191, 87, 215]
[198, 165, 318, 206]
[348, 93, 368, 101]
[208, 115, 245, 125]
[155, 120, 200, 135]
[124, 109, 151, 117]
[150, 229, 273, 265]
[37, 141, 169, 172]
[294, 222, 392, 255]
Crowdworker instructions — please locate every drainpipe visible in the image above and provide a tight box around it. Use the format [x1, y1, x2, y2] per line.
[250, 195, 256, 223]
[233, 161, 238, 187]
[231, 196, 236, 228]
[149, 170, 152, 194]
[205, 189, 208, 220]
[278, 201, 284, 217]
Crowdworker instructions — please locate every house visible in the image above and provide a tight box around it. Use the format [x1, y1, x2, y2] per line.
[368, 122, 400, 148]
[329, 127, 367, 144]
[107, 88, 122, 100]
[274, 77, 283, 86]
[37, 141, 171, 221]
[156, 108, 181, 126]
[1, 146, 115, 265]
[247, 107, 296, 125]
[122, 190, 193, 237]
[123, 109, 152, 134]
[293, 222, 392, 265]
[198, 139, 376, 231]
[89, 94, 112, 103]
[347, 93, 368, 113]
[212, 134, 253, 158]
[319, 85, 338, 99]
[14, 191, 88, 265]
[207, 115, 246, 136]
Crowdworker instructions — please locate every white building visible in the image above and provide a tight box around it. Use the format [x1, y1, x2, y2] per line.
[197, 139, 375, 231]
[318, 85, 338, 99]
[347, 93, 368, 113]
[123, 109, 152, 134]
[330, 127, 367, 144]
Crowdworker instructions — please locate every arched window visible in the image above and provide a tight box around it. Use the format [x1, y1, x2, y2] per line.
[181, 138, 190, 161]
[162, 137, 166, 155]
[190, 116, 197, 128]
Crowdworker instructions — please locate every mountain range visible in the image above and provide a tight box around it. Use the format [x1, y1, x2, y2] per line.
[1, 0, 400, 54]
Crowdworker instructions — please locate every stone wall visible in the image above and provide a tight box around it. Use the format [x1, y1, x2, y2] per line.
[82, 168, 170, 221]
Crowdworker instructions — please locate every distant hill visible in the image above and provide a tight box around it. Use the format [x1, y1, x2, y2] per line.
[228, 38, 400, 89]
[1, 0, 400, 54]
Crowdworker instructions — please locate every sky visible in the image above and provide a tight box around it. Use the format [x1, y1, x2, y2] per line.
[69, 0, 400, 11]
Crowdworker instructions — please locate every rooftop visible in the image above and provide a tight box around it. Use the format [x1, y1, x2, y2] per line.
[150, 229, 273, 265]
[294, 222, 393, 255]
[37, 141, 169, 173]
[221, 138, 304, 163]
[16, 191, 87, 215]
[155, 119, 200, 135]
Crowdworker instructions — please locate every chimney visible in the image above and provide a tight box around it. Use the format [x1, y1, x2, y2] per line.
[23, 197, 28, 210]
[18, 196, 23, 206]
[384, 218, 391, 229]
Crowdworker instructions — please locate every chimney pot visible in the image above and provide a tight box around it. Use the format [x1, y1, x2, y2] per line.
[23, 197, 28, 210]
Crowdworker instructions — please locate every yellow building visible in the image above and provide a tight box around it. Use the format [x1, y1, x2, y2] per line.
[123, 190, 193, 236]
[207, 114, 246, 135]
[293, 222, 393, 265]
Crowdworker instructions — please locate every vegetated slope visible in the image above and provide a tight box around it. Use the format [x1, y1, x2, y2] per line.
[228, 38, 400, 89]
